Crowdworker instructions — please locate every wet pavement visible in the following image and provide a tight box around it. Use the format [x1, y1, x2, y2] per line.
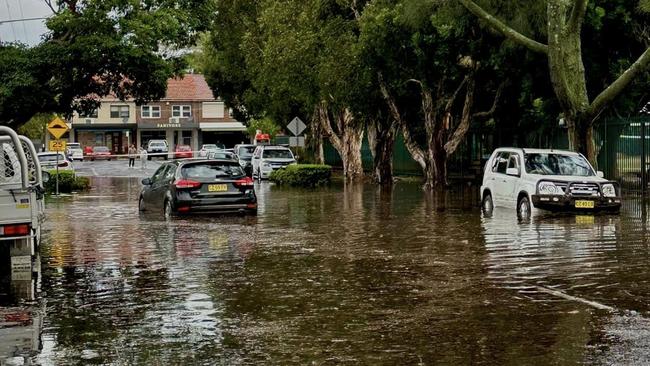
[3, 177, 650, 364]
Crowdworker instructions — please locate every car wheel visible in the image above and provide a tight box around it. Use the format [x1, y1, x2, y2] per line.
[164, 200, 173, 219]
[138, 196, 146, 212]
[91, 158, 95, 161]
[482, 192, 493, 215]
[517, 195, 531, 220]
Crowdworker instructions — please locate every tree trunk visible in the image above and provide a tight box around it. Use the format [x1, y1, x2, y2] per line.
[367, 118, 397, 185]
[567, 115, 596, 163]
[318, 102, 364, 181]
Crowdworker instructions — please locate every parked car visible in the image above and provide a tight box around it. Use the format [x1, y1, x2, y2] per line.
[234, 144, 255, 169]
[37, 152, 74, 172]
[83, 146, 94, 159]
[65, 142, 84, 161]
[138, 159, 257, 216]
[198, 143, 224, 158]
[147, 140, 169, 160]
[251, 145, 297, 180]
[480, 148, 621, 219]
[89, 146, 113, 161]
[174, 144, 193, 159]
[208, 151, 238, 160]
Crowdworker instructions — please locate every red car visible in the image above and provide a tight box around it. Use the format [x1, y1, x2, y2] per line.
[174, 145, 194, 159]
[89, 146, 113, 161]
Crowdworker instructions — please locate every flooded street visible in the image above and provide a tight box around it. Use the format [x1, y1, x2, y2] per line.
[4, 177, 650, 364]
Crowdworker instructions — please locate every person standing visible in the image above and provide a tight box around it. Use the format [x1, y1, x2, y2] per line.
[140, 147, 148, 170]
[128, 144, 137, 168]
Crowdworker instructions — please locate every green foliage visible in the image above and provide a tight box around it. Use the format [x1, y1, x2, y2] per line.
[18, 113, 52, 140]
[246, 117, 282, 139]
[269, 164, 332, 187]
[44, 170, 91, 194]
[0, 0, 214, 128]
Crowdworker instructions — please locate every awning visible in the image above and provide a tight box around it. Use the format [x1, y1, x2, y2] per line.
[200, 122, 247, 132]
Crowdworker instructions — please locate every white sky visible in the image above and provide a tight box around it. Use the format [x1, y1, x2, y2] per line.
[0, 0, 54, 46]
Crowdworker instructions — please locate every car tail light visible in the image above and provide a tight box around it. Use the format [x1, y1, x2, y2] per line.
[177, 206, 191, 213]
[234, 177, 254, 188]
[175, 179, 201, 189]
[0, 224, 30, 236]
[247, 203, 257, 209]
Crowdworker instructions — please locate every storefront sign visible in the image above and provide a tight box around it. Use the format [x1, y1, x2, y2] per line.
[139, 120, 199, 130]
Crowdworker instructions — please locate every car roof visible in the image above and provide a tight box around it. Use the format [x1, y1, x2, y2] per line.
[494, 147, 579, 155]
[38, 152, 64, 156]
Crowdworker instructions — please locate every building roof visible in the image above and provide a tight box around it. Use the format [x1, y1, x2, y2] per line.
[163, 74, 216, 101]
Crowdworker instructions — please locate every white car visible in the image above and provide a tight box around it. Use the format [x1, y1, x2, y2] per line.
[37, 152, 74, 172]
[480, 148, 621, 218]
[65, 142, 84, 161]
[198, 143, 224, 158]
[251, 145, 297, 180]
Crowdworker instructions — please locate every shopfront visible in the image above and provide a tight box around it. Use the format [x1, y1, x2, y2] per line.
[137, 120, 199, 152]
[199, 122, 248, 148]
[72, 124, 137, 154]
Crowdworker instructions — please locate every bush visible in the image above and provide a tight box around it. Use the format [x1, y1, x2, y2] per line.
[44, 170, 90, 194]
[269, 164, 332, 187]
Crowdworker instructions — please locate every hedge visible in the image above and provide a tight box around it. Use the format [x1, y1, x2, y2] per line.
[269, 164, 332, 187]
[44, 170, 91, 194]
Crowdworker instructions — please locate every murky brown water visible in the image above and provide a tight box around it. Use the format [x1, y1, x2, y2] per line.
[3, 177, 650, 364]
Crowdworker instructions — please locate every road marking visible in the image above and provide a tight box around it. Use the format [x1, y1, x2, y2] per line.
[535, 285, 615, 311]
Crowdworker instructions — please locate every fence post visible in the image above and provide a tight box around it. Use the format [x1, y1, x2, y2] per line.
[642, 120, 647, 201]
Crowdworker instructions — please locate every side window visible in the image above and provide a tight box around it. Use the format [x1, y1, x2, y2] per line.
[507, 154, 520, 174]
[492, 152, 509, 174]
[151, 165, 168, 183]
[164, 165, 176, 180]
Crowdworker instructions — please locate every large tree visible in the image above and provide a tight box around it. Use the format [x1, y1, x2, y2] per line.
[459, 0, 650, 163]
[0, 0, 213, 128]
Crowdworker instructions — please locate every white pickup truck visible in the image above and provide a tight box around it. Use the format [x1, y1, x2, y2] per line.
[0, 127, 46, 280]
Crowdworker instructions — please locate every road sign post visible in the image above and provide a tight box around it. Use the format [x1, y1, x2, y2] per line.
[47, 117, 70, 196]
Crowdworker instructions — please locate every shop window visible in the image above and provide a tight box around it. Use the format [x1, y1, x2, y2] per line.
[141, 105, 161, 118]
[110, 105, 130, 119]
[172, 105, 191, 118]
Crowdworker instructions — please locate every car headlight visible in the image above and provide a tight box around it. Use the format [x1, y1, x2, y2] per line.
[602, 184, 616, 197]
[538, 181, 563, 195]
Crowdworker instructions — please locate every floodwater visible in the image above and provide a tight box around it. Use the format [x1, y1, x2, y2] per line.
[3, 178, 650, 364]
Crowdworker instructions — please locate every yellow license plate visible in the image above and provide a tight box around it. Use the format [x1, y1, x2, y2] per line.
[575, 200, 595, 209]
[208, 184, 228, 192]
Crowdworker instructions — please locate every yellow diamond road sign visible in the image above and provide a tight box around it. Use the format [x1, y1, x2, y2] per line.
[47, 117, 69, 140]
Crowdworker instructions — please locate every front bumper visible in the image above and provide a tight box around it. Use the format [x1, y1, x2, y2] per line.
[532, 194, 622, 212]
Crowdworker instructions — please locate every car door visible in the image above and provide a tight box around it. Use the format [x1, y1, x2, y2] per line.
[144, 164, 169, 208]
[501, 153, 522, 207]
[490, 152, 509, 206]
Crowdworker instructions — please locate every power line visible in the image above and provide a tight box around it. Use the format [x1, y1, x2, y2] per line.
[17, 0, 28, 43]
[4, 0, 17, 42]
[0, 17, 48, 25]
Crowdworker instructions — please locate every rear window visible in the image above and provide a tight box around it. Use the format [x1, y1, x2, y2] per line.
[94, 146, 109, 152]
[68, 143, 81, 148]
[149, 142, 166, 147]
[181, 162, 244, 178]
[238, 146, 255, 158]
[39, 154, 65, 162]
[262, 149, 293, 159]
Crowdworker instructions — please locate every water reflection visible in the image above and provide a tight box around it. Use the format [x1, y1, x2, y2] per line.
[3, 177, 650, 364]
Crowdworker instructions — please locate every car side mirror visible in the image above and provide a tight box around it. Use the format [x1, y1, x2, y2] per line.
[596, 171, 604, 178]
[506, 168, 520, 176]
[142, 178, 152, 185]
[42, 171, 50, 183]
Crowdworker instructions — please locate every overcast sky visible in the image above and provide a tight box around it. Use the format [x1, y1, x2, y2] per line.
[0, 0, 54, 46]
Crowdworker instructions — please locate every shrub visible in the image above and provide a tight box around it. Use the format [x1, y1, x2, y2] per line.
[269, 164, 332, 187]
[44, 170, 90, 194]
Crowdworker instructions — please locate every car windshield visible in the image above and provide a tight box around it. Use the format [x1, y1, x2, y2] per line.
[68, 144, 81, 149]
[150, 142, 165, 147]
[238, 146, 255, 158]
[94, 147, 109, 152]
[263, 149, 293, 159]
[182, 162, 244, 178]
[524, 153, 594, 176]
[208, 152, 236, 160]
[38, 154, 65, 162]
[177, 145, 191, 151]
[202, 144, 217, 150]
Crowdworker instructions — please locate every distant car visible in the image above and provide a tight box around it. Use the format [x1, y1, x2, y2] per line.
[37, 152, 74, 172]
[147, 140, 169, 160]
[89, 146, 113, 161]
[198, 143, 223, 158]
[174, 145, 193, 159]
[480, 148, 622, 219]
[139, 159, 257, 217]
[251, 145, 297, 180]
[65, 142, 84, 161]
[83, 146, 94, 159]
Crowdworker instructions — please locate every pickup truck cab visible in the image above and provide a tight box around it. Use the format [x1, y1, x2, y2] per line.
[481, 148, 621, 219]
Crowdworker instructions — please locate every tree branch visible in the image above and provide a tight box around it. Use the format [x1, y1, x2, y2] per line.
[473, 81, 506, 119]
[459, 0, 548, 54]
[43, 0, 58, 14]
[445, 77, 469, 113]
[318, 101, 343, 150]
[445, 75, 476, 155]
[568, 0, 588, 33]
[588, 47, 650, 121]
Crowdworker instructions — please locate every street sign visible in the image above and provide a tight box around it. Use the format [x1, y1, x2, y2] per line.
[289, 136, 305, 147]
[287, 117, 306, 136]
[47, 117, 69, 139]
[49, 140, 67, 152]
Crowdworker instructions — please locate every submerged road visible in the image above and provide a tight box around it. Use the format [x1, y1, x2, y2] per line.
[2, 163, 650, 364]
